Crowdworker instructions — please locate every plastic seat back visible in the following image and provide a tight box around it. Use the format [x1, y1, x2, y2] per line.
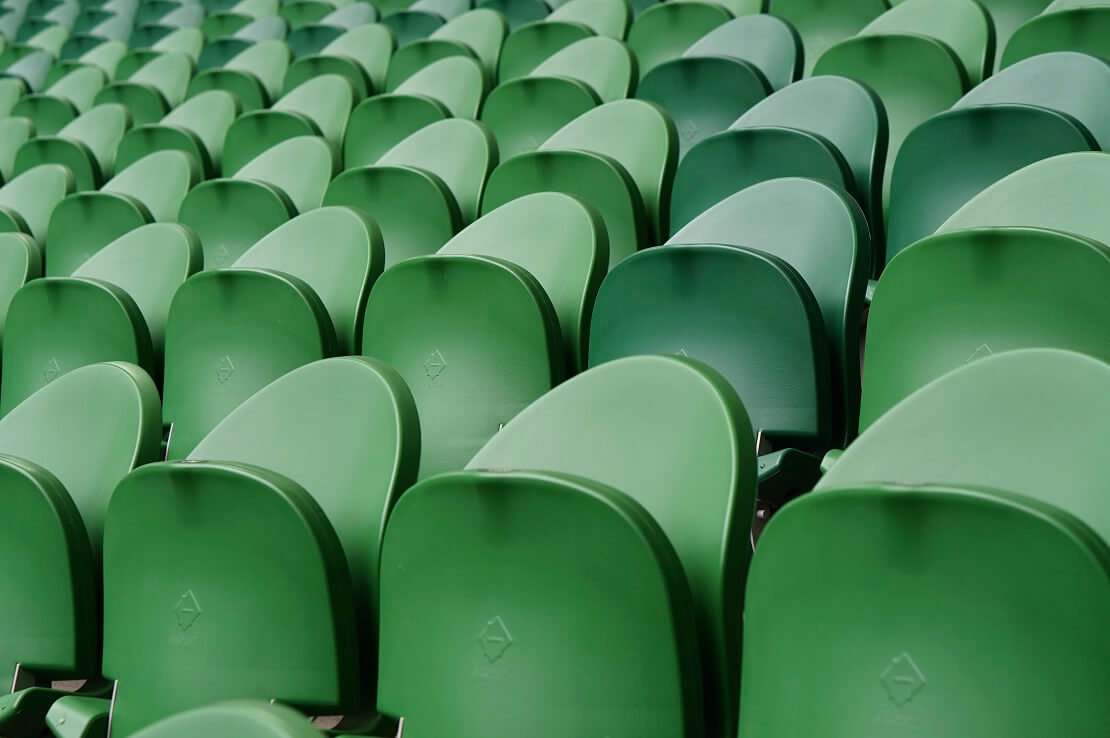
[468, 355, 755, 738]
[11, 64, 105, 135]
[362, 254, 563, 479]
[0, 162, 74, 242]
[480, 76, 599, 162]
[770, 0, 887, 75]
[130, 701, 328, 738]
[13, 102, 132, 190]
[0, 232, 40, 340]
[94, 50, 192, 125]
[548, 0, 630, 37]
[393, 54, 487, 118]
[684, 14, 801, 92]
[439, 192, 607, 371]
[529, 35, 635, 103]
[1002, 6, 1110, 68]
[283, 23, 394, 97]
[386, 8, 507, 87]
[496, 18, 591, 82]
[188, 38, 291, 110]
[478, 0, 548, 29]
[0, 118, 36, 182]
[115, 89, 240, 176]
[342, 93, 450, 170]
[742, 479, 1110, 738]
[861, 227, 1110, 429]
[860, 0, 994, 84]
[379, 470, 703, 738]
[626, 1, 731, 80]
[977, 0, 1051, 66]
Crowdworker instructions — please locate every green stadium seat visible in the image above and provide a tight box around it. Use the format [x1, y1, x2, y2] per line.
[188, 37, 290, 110]
[381, 0, 472, 44]
[478, 0, 548, 29]
[770, 0, 886, 75]
[47, 38, 127, 82]
[548, 0, 628, 36]
[976, 0, 1050, 67]
[134, 0, 201, 27]
[0, 75, 26, 115]
[130, 701, 327, 738]
[45, 149, 198, 276]
[385, 7, 506, 88]
[221, 73, 354, 174]
[12, 101, 132, 190]
[179, 135, 334, 267]
[669, 177, 869, 445]
[0, 361, 160, 736]
[195, 15, 290, 70]
[467, 354, 755, 738]
[200, 0, 279, 38]
[362, 254, 562, 479]
[93, 49, 191, 125]
[439, 191, 607, 372]
[116, 27, 202, 76]
[114, 88, 240, 176]
[3, 49, 56, 92]
[626, 0, 731, 80]
[685, 14, 801, 91]
[496, 20, 588, 82]
[10, 63, 105, 134]
[885, 106, 1095, 267]
[342, 93, 448, 169]
[393, 53, 486, 117]
[814, 33, 969, 214]
[0, 230, 40, 340]
[530, 34, 633, 102]
[861, 227, 1110, 430]
[282, 21, 394, 97]
[280, 0, 340, 30]
[0, 163, 74, 243]
[0, 116, 33, 181]
[0, 222, 200, 408]
[284, 2, 379, 56]
[326, 118, 495, 265]
[378, 469, 702, 738]
[1002, 5, 1110, 67]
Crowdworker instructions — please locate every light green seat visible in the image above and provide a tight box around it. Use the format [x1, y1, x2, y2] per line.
[1002, 6, 1110, 68]
[468, 354, 756, 738]
[280, 0, 339, 30]
[677, 0, 763, 14]
[862, 227, 1110, 430]
[362, 254, 563, 479]
[201, 0, 280, 38]
[114, 89, 241, 177]
[0, 75, 26, 116]
[548, 0, 629, 37]
[393, 53, 486, 117]
[134, 0, 201, 27]
[861, 0, 994, 85]
[47, 38, 127, 83]
[814, 34, 969, 213]
[669, 177, 869, 445]
[0, 231, 40, 341]
[439, 192, 607, 371]
[45, 149, 199, 276]
[1, 48, 53, 92]
[626, 0, 731, 79]
[194, 16, 290, 72]
[22, 24, 70, 57]
[326, 119, 495, 266]
[379, 469, 702, 738]
[1, 223, 200, 407]
[221, 74, 354, 175]
[10, 64, 105, 134]
[975, 0, 1051, 67]
[0, 362, 160, 736]
[496, 18, 591, 82]
[93, 50, 192, 125]
[342, 93, 449, 169]
[284, 2, 379, 57]
[954, 50, 1110, 149]
[116, 27, 202, 77]
[282, 22, 394, 97]
[743, 479, 1110, 738]
[0, 112, 31, 176]
[385, 8, 507, 87]
[732, 75, 886, 258]
[381, 0, 473, 44]
[188, 38, 292, 110]
[478, 0, 548, 29]
[0, 163, 74, 243]
[770, 0, 887, 75]
[885, 105, 1095, 266]
[130, 702, 328, 738]
[12, 102, 131, 190]
[530, 34, 634, 103]
[179, 135, 335, 267]
[685, 14, 802, 91]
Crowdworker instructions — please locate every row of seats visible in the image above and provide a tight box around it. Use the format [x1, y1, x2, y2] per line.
[0, 0, 1106, 736]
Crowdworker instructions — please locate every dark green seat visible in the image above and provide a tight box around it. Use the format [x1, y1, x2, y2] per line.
[325, 119, 495, 266]
[188, 38, 291, 110]
[1002, 5, 1110, 67]
[684, 14, 801, 91]
[282, 22, 394, 97]
[93, 49, 192, 125]
[496, 19, 590, 82]
[439, 191, 607, 371]
[770, 0, 887, 75]
[381, 0, 473, 44]
[0, 361, 160, 736]
[478, 0, 548, 29]
[342, 93, 449, 169]
[468, 354, 755, 738]
[201, 0, 280, 38]
[669, 177, 870, 445]
[732, 75, 887, 258]
[114, 89, 241, 177]
[179, 135, 335, 267]
[362, 254, 562, 479]
[886, 105, 1095, 266]
[814, 33, 969, 213]
[13, 102, 132, 190]
[379, 469, 702, 738]
[626, 0, 731, 80]
[862, 227, 1110, 430]
[221, 73, 354, 175]
[9, 64, 105, 134]
[977, 0, 1051, 67]
[0, 163, 74, 243]
[385, 7, 506, 87]
[130, 702, 328, 738]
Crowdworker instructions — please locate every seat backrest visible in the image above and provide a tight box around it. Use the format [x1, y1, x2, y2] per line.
[769, 0, 887, 75]
[0, 231, 40, 339]
[626, 1, 731, 79]
[129, 701, 328, 738]
[742, 480, 1110, 737]
[479, 0, 549, 30]
[541, 99, 677, 243]
[860, 0, 994, 84]
[427, 7, 507, 75]
[480, 76, 600, 162]
[189, 39, 291, 109]
[885, 105, 1095, 265]
[439, 192, 607, 372]
[342, 94, 450, 169]
[97, 50, 192, 124]
[14, 102, 132, 189]
[976, 0, 1051, 67]
[115, 89, 241, 176]
[233, 207, 384, 354]
[861, 227, 1110, 429]
[102, 149, 201, 222]
[283, 23, 394, 96]
[547, 0, 630, 38]
[685, 14, 801, 92]
[394, 54, 487, 118]
[0, 162, 74, 242]
[231, 134, 335, 213]
[1002, 6, 1110, 68]
[953, 51, 1110, 149]
[590, 244, 830, 447]
[496, 18, 592, 82]
[362, 254, 563, 480]
[378, 470, 703, 738]
[0, 117, 35, 181]
[529, 35, 636, 104]
[468, 355, 755, 738]
[669, 177, 869, 443]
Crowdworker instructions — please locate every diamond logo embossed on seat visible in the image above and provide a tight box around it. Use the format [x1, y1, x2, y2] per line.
[43, 358, 60, 383]
[425, 350, 447, 380]
[676, 348, 689, 357]
[881, 652, 926, 707]
[213, 244, 229, 266]
[478, 616, 512, 663]
[966, 343, 993, 363]
[174, 590, 202, 632]
[216, 356, 235, 384]
[680, 120, 699, 142]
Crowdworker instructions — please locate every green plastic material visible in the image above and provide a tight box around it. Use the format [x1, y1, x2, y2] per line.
[685, 15, 801, 92]
[94, 50, 192, 125]
[362, 254, 562, 479]
[13, 102, 132, 190]
[393, 54, 487, 118]
[283, 23, 395, 96]
[439, 192, 606, 371]
[1002, 6, 1110, 68]
[496, 19, 590, 82]
[0, 231, 40, 340]
[548, 0, 629, 37]
[530, 36, 634, 103]
[387, 8, 506, 86]
[380, 8, 444, 45]
[130, 701, 326, 738]
[669, 177, 869, 444]
[885, 105, 1095, 266]
[0, 163, 74, 243]
[341, 93, 449, 169]
[814, 33, 968, 213]
[2, 50, 53, 93]
[469, 355, 755, 738]
[479, 0, 547, 30]
[115, 89, 241, 176]
[770, 0, 887, 75]
[861, 227, 1110, 429]
[378, 470, 703, 738]
[187, 39, 292, 110]
[11, 65, 105, 134]
[741, 480, 1110, 738]
[627, 1, 731, 80]
[480, 77, 599, 161]
[590, 244, 830, 447]
[0, 116, 33, 182]
[861, 0, 994, 85]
